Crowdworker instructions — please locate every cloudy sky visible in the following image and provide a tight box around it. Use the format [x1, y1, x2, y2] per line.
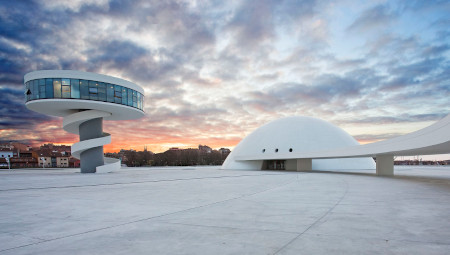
[0, 0, 449, 157]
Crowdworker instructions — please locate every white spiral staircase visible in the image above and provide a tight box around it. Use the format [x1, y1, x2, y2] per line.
[63, 110, 121, 173]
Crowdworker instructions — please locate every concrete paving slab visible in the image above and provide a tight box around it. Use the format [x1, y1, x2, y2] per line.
[0, 166, 449, 254]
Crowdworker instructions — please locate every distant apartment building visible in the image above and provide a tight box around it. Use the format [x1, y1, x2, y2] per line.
[0, 143, 12, 150]
[0, 142, 31, 151]
[0, 149, 14, 158]
[10, 157, 38, 168]
[38, 155, 52, 168]
[56, 154, 70, 167]
[0, 158, 8, 168]
[40, 143, 71, 154]
[199, 145, 212, 153]
[1, 147, 38, 168]
[69, 157, 80, 168]
[36, 144, 75, 168]
[9, 151, 39, 168]
[40, 152, 72, 168]
[1, 142, 32, 158]
[11, 142, 31, 152]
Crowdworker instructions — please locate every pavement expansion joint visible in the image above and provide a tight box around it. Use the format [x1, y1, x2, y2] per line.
[272, 178, 349, 254]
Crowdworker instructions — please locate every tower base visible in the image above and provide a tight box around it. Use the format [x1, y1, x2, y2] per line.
[79, 117, 104, 173]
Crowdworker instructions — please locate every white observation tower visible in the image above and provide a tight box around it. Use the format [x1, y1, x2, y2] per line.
[24, 70, 145, 173]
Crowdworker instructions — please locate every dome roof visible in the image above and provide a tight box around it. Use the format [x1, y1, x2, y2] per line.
[222, 116, 375, 170]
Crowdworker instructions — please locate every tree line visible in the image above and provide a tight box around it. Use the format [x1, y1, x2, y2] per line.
[106, 148, 230, 167]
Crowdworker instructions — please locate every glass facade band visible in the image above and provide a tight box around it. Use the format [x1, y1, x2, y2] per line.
[25, 78, 144, 111]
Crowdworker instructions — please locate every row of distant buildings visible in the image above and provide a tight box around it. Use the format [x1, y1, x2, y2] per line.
[1, 142, 232, 169]
[0, 142, 79, 169]
[394, 159, 450, 166]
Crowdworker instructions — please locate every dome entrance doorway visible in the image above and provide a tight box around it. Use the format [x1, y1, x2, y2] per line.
[262, 160, 286, 170]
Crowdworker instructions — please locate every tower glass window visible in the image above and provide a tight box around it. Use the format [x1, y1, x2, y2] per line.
[27, 81, 32, 100]
[45, 79, 53, 98]
[137, 92, 141, 110]
[89, 81, 98, 100]
[114, 85, 122, 104]
[25, 82, 30, 101]
[80, 80, 89, 99]
[98, 82, 106, 101]
[33, 80, 39, 99]
[39, 79, 45, 98]
[70, 79, 80, 98]
[61, 79, 71, 98]
[122, 87, 128, 105]
[127, 88, 133, 106]
[53, 79, 62, 98]
[132, 90, 137, 108]
[107, 84, 114, 102]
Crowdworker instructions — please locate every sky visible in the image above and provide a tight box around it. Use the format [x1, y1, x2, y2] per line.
[0, 0, 449, 159]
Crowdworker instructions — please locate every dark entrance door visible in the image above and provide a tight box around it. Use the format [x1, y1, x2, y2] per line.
[263, 160, 286, 170]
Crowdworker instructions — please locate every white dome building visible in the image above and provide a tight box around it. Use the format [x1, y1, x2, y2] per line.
[221, 116, 375, 171]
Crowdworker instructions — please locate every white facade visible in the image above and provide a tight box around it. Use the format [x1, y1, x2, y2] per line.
[222, 116, 375, 171]
[222, 114, 450, 175]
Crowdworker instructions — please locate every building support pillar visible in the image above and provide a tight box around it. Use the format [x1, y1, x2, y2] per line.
[376, 155, 394, 176]
[79, 117, 104, 173]
[297, 158, 312, 172]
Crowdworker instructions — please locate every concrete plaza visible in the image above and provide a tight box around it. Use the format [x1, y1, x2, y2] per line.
[1, 166, 449, 254]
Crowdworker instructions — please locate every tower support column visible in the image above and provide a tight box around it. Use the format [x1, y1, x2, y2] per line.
[376, 155, 394, 176]
[297, 158, 312, 171]
[79, 117, 104, 173]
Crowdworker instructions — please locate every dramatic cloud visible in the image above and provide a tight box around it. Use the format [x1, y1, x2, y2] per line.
[0, 87, 54, 129]
[0, 0, 449, 157]
[347, 5, 395, 33]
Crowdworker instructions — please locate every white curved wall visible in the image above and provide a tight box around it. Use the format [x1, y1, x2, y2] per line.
[221, 116, 375, 170]
[26, 99, 144, 120]
[235, 113, 450, 161]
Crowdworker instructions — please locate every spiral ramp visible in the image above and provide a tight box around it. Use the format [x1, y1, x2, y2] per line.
[63, 110, 121, 173]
